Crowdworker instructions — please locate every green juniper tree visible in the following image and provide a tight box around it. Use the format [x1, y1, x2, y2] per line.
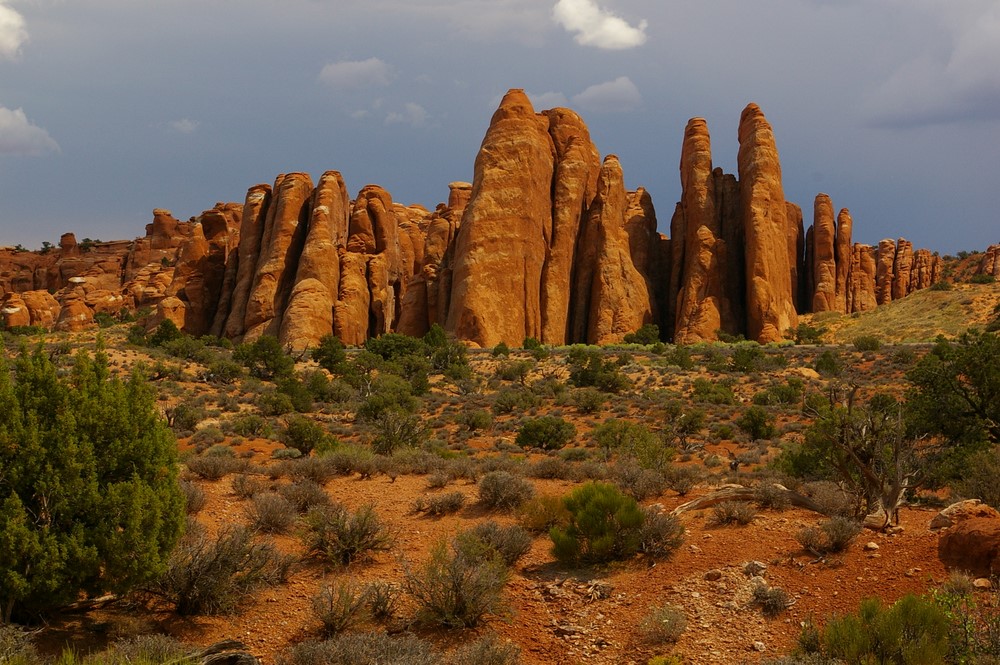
[0, 343, 184, 623]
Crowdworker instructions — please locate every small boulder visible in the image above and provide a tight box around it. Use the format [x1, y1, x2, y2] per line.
[939, 517, 1000, 577]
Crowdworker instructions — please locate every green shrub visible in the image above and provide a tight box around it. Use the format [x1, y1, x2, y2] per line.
[257, 390, 295, 416]
[638, 507, 685, 559]
[403, 539, 508, 628]
[455, 521, 532, 568]
[245, 492, 296, 534]
[225, 412, 271, 438]
[455, 408, 493, 431]
[492, 341, 510, 357]
[549, 482, 645, 564]
[414, 491, 466, 516]
[753, 583, 791, 617]
[822, 595, 950, 664]
[447, 634, 521, 665]
[312, 582, 370, 636]
[153, 525, 292, 615]
[791, 323, 828, 345]
[281, 415, 329, 454]
[709, 500, 757, 526]
[623, 324, 660, 345]
[312, 334, 348, 374]
[970, 274, 996, 284]
[929, 281, 954, 291]
[233, 335, 295, 381]
[691, 378, 735, 404]
[852, 335, 883, 352]
[736, 405, 777, 441]
[185, 453, 236, 480]
[571, 387, 606, 414]
[355, 374, 417, 422]
[280, 632, 436, 665]
[180, 479, 207, 514]
[567, 348, 630, 393]
[492, 387, 540, 415]
[639, 604, 687, 644]
[731, 343, 766, 372]
[301, 503, 393, 566]
[478, 471, 535, 510]
[517, 495, 571, 534]
[814, 350, 843, 377]
[796, 517, 861, 555]
[277, 479, 331, 513]
[516, 416, 576, 450]
[370, 410, 428, 455]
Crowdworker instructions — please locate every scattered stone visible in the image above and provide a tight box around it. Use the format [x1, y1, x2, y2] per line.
[743, 561, 767, 576]
[864, 542, 880, 551]
[974, 578, 993, 590]
[704, 569, 723, 581]
[753, 641, 767, 652]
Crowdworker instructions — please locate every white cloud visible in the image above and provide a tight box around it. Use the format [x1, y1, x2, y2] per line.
[527, 90, 570, 109]
[318, 57, 392, 89]
[0, 106, 59, 156]
[385, 102, 429, 127]
[552, 0, 647, 50]
[571, 76, 641, 112]
[0, 1, 27, 60]
[168, 118, 199, 134]
[864, 1, 1000, 125]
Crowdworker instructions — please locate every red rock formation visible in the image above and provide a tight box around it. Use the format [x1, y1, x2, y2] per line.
[446, 89, 553, 347]
[892, 239, 914, 300]
[1, 294, 31, 327]
[978, 244, 1000, 278]
[787, 202, 804, 314]
[672, 119, 730, 343]
[280, 171, 351, 351]
[585, 156, 653, 344]
[396, 194, 462, 338]
[334, 252, 370, 346]
[243, 173, 314, 341]
[123, 209, 192, 282]
[738, 103, 798, 343]
[834, 209, 853, 311]
[540, 107, 600, 345]
[847, 244, 877, 313]
[875, 238, 896, 305]
[222, 184, 272, 339]
[910, 249, 938, 291]
[810, 194, 837, 313]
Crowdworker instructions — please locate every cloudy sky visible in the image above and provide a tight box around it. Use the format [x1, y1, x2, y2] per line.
[1, 0, 997, 253]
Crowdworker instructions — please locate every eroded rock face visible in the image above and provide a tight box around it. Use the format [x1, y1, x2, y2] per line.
[672, 118, 734, 344]
[892, 239, 914, 301]
[875, 238, 896, 306]
[811, 194, 837, 313]
[280, 171, 351, 351]
[787, 202, 804, 314]
[978, 245, 1000, 279]
[540, 107, 601, 345]
[847, 244, 878, 313]
[911, 249, 939, 291]
[446, 89, 554, 347]
[585, 156, 653, 344]
[243, 173, 314, 341]
[737, 103, 798, 343]
[834, 209, 853, 312]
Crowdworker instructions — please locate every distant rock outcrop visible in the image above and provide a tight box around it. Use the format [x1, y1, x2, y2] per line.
[0, 91, 980, 346]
